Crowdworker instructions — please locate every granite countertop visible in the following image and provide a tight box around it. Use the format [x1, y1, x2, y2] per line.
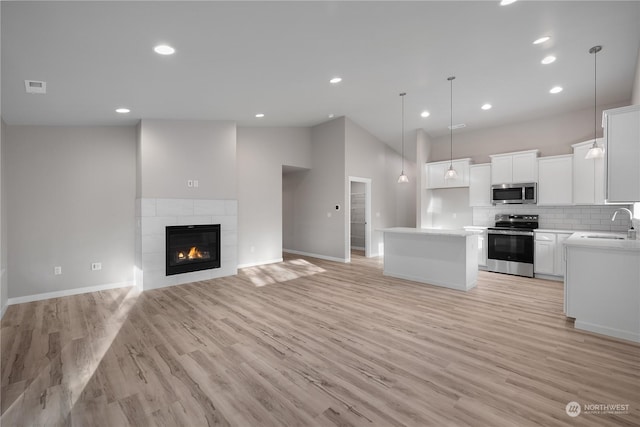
[564, 231, 640, 252]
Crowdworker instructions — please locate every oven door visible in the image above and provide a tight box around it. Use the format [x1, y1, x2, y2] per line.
[487, 229, 535, 277]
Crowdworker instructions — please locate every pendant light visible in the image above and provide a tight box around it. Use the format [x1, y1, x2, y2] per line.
[397, 92, 409, 184]
[585, 45, 604, 159]
[444, 76, 458, 180]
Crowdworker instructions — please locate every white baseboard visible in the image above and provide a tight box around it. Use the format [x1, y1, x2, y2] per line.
[574, 320, 639, 343]
[237, 258, 283, 269]
[7, 281, 134, 306]
[351, 246, 365, 251]
[0, 302, 7, 319]
[283, 249, 347, 263]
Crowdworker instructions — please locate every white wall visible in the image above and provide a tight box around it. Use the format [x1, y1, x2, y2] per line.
[429, 103, 626, 163]
[286, 118, 347, 261]
[138, 120, 237, 199]
[236, 127, 311, 267]
[428, 188, 473, 229]
[5, 125, 137, 299]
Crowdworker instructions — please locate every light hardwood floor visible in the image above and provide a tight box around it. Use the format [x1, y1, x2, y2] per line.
[2, 253, 639, 426]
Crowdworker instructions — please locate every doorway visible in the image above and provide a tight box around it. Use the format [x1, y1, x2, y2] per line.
[347, 176, 372, 262]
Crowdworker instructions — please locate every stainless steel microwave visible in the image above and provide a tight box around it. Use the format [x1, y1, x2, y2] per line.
[491, 183, 537, 205]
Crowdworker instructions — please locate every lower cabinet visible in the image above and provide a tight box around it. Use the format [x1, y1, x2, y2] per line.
[534, 231, 572, 278]
[464, 227, 488, 268]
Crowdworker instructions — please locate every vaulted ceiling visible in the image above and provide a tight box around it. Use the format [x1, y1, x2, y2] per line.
[2, 1, 639, 152]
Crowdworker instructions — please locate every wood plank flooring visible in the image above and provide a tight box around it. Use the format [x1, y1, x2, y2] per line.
[2, 252, 639, 426]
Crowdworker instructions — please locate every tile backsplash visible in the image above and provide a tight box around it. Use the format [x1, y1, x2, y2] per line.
[473, 204, 634, 232]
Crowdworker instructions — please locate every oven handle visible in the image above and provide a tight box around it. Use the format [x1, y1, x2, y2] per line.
[488, 229, 534, 237]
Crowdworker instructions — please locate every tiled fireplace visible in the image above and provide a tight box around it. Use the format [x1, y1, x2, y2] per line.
[135, 198, 237, 290]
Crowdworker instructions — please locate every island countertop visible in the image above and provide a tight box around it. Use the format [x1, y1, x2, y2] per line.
[564, 231, 640, 252]
[380, 227, 482, 237]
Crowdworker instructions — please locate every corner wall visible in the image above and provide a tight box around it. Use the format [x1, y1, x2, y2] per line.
[236, 127, 311, 267]
[0, 121, 6, 317]
[632, 45, 640, 105]
[285, 118, 347, 261]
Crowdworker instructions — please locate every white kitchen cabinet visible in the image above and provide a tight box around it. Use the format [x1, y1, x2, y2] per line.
[469, 164, 491, 207]
[554, 233, 571, 277]
[534, 231, 572, 278]
[534, 233, 556, 275]
[465, 226, 488, 267]
[603, 104, 640, 203]
[490, 150, 539, 184]
[537, 155, 573, 206]
[572, 139, 605, 205]
[425, 158, 471, 189]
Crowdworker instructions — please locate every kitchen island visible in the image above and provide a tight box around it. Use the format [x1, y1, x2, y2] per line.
[564, 231, 640, 343]
[381, 227, 479, 291]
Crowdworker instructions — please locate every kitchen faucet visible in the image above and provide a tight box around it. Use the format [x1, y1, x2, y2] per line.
[612, 208, 636, 239]
[611, 208, 633, 222]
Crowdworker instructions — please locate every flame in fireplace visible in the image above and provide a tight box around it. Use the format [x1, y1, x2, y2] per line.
[177, 246, 206, 260]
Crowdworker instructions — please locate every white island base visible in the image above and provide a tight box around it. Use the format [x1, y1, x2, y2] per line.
[382, 228, 479, 291]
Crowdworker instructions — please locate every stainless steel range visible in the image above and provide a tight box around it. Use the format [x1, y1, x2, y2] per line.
[487, 214, 538, 277]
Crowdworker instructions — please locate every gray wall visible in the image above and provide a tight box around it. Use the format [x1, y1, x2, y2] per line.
[429, 103, 626, 164]
[1, 121, 6, 316]
[345, 118, 415, 255]
[5, 126, 136, 299]
[236, 127, 311, 267]
[632, 45, 640, 105]
[138, 120, 237, 199]
[285, 118, 347, 260]
[416, 129, 433, 228]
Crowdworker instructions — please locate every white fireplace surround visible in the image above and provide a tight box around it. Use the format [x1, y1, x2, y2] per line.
[135, 198, 238, 290]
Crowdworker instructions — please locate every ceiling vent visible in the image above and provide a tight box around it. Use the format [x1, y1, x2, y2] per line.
[448, 123, 466, 130]
[25, 80, 47, 94]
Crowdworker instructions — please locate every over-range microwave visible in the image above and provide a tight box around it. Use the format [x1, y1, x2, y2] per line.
[491, 183, 537, 205]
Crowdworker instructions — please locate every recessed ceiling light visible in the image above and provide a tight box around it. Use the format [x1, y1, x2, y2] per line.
[328, 113, 335, 118]
[115, 108, 130, 114]
[549, 86, 563, 94]
[500, 0, 517, 5]
[541, 55, 556, 65]
[154, 44, 175, 55]
[481, 103, 492, 110]
[329, 77, 342, 84]
[533, 36, 550, 45]
[255, 113, 265, 118]
[420, 111, 430, 118]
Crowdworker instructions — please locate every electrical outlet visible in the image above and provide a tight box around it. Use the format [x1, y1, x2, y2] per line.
[54, 266, 62, 275]
[91, 262, 102, 271]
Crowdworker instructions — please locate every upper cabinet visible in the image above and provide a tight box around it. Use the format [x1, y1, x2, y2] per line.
[425, 158, 471, 189]
[603, 105, 640, 203]
[572, 139, 604, 205]
[469, 164, 492, 207]
[489, 150, 539, 184]
[537, 155, 573, 206]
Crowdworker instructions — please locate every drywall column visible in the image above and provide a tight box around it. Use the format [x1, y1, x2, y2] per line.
[236, 127, 311, 268]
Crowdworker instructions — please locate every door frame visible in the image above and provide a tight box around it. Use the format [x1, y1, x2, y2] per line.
[347, 176, 372, 262]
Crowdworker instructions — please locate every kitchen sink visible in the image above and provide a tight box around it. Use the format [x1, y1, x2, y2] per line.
[580, 235, 626, 240]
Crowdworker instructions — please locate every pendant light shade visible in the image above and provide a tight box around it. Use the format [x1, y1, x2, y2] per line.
[585, 45, 604, 160]
[445, 76, 458, 180]
[397, 92, 409, 184]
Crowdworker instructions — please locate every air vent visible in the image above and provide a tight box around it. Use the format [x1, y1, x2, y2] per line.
[25, 80, 47, 94]
[448, 123, 466, 130]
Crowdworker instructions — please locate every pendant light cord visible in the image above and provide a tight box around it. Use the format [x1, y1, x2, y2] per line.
[593, 48, 597, 144]
[448, 76, 455, 167]
[400, 92, 405, 173]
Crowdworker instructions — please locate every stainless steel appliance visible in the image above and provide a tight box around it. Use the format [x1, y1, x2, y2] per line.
[487, 214, 538, 277]
[491, 183, 537, 205]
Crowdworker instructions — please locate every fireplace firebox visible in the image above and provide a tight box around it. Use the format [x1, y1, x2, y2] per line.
[166, 224, 221, 276]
